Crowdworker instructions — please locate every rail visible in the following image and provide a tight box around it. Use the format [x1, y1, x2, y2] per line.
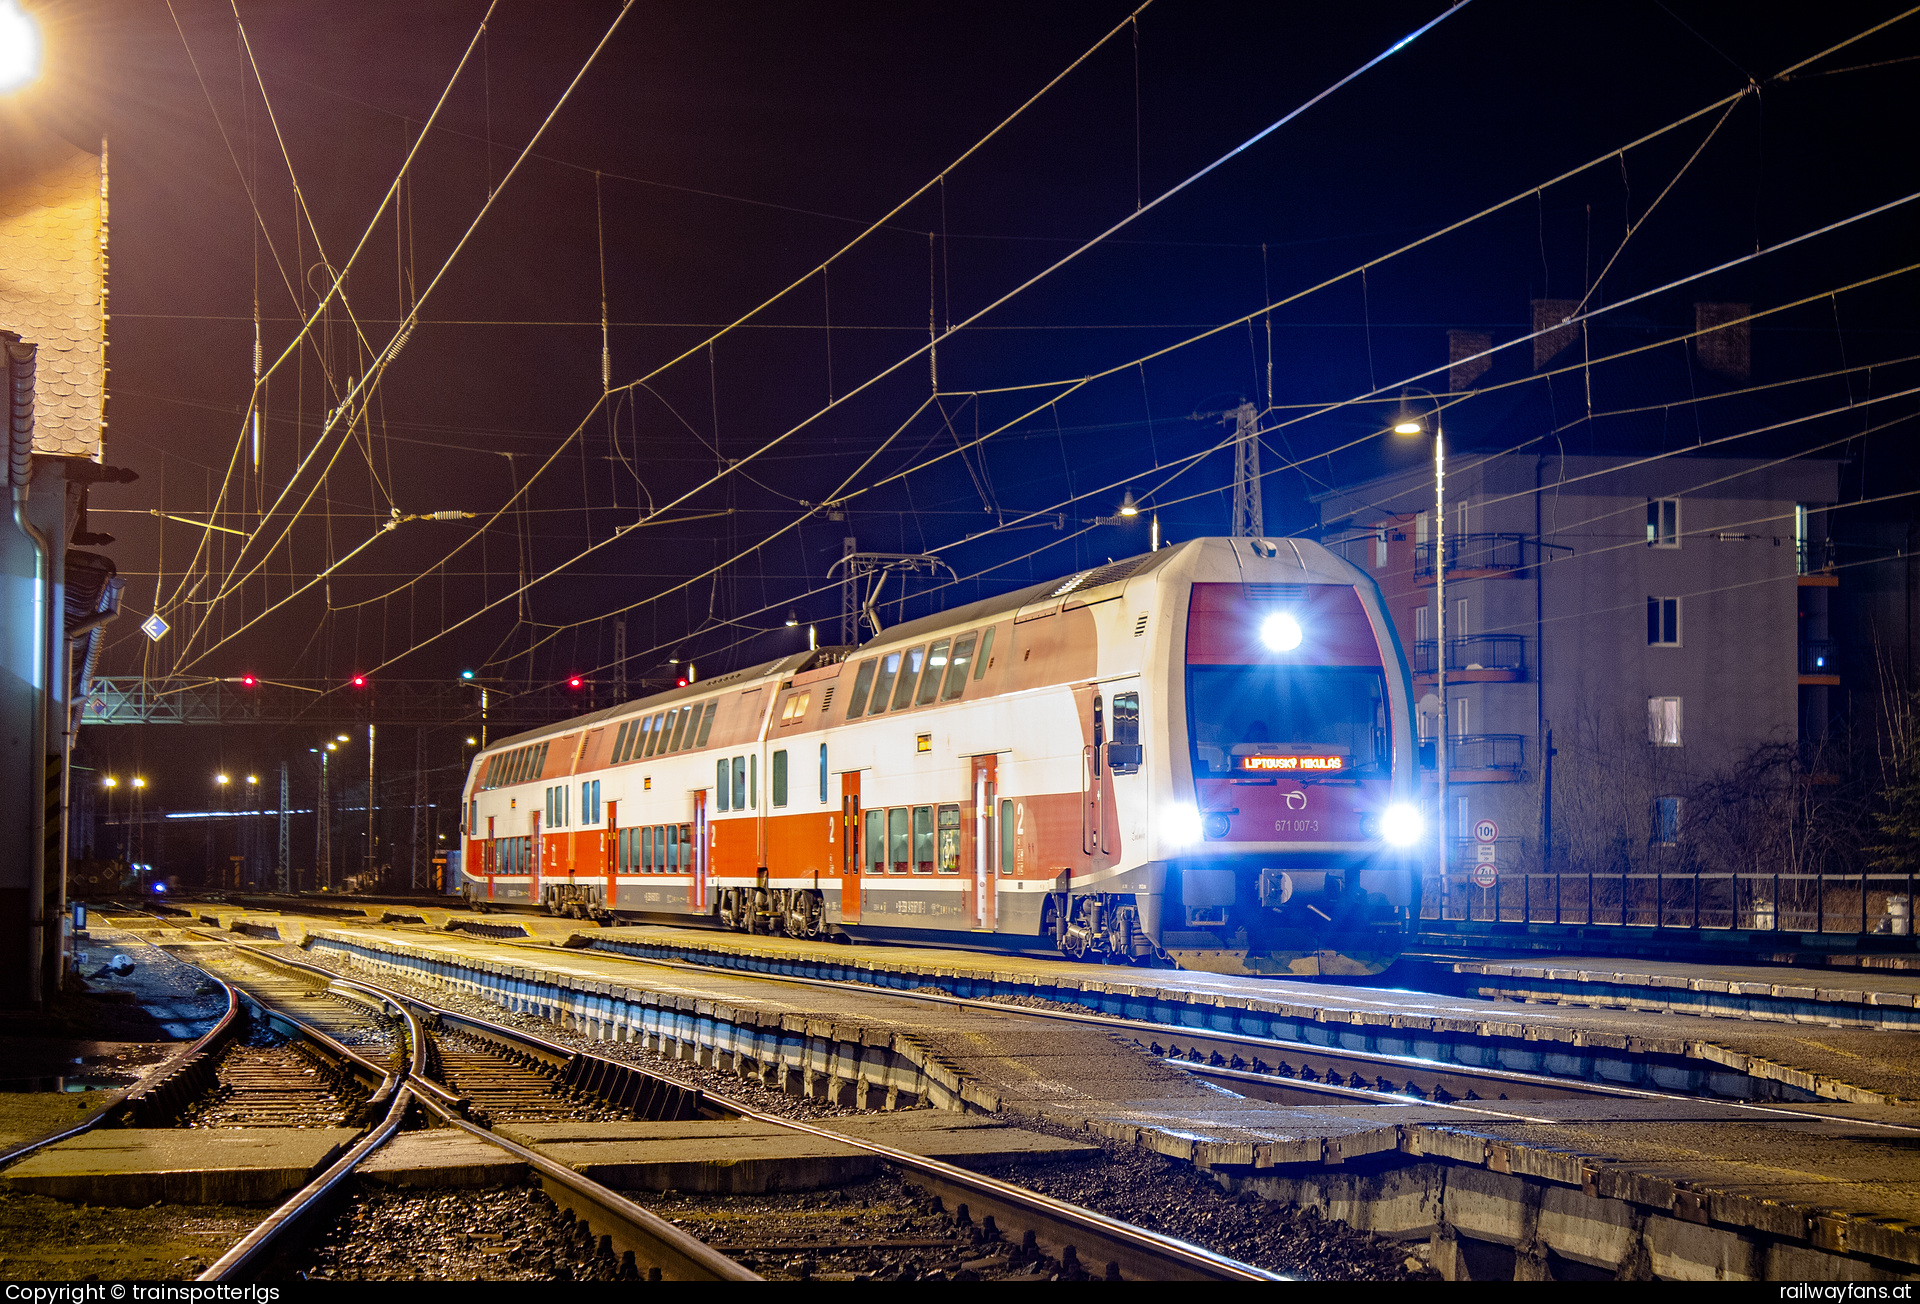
[190, 940, 758, 1282]
[0, 975, 240, 1169]
[286, 949, 1278, 1282]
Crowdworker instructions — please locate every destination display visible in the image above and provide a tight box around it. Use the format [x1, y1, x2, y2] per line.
[1239, 755, 1344, 772]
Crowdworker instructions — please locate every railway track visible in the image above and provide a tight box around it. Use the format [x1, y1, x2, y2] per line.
[166, 931, 1280, 1282]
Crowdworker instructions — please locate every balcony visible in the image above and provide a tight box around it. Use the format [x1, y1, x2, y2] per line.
[1414, 533, 1535, 584]
[1419, 733, 1525, 782]
[1799, 639, 1840, 686]
[1412, 634, 1527, 684]
[1797, 538, 1838, 584]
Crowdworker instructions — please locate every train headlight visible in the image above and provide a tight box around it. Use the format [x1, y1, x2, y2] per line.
[1260, 612, 1303, 652]
[1380, 802, 1422, 847]
[1162, 802, 1204, 848]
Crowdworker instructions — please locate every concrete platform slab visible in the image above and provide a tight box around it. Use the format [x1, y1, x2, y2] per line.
[0, 1127, 360, 1205]
[357, 1130, 528, 1188]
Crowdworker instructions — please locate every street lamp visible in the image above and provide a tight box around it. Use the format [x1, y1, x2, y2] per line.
[1393, 389, 1449, 910]
[0, 1, 40, 94]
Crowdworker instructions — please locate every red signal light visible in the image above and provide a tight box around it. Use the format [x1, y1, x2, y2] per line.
[568, 676, 584, 690]
[351, 675, 367, 688]
[240, 675, 257, 688]
[675, 676, 689, 688]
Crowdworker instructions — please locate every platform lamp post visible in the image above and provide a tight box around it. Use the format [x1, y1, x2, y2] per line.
[1393, 390, 1447, 918]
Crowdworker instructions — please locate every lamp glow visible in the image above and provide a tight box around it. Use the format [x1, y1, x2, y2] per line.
[1161, 802, 1204, 849]
[1260, 612, 1303, 652]
[1394, 418, 1424, 435]
[0, 2, 40, 94]
[1380, 802, 1423, 847]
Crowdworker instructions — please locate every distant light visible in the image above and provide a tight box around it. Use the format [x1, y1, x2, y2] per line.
[784, 609, 799, 627]
[1393, 419, 1424, 435]
[151, 882, 167, 895]
[216, 774, 230, 785]
[337, 734, 350, 742]
[240, 675, 258, 688]
[466, 737, 477, 745]
[1260, 612, 1303, 652]
[104, 777, 117, 789]
[1117, 490, 1140, 517]
[568, 676, 584, 690]
[246, 775, 258, 784]
[326, 742, 337, 751]
[0, 2, 41, 94]
[132, 777, 146, 788]
[350, 675, 366, 687]
[460, 669, 475, 680]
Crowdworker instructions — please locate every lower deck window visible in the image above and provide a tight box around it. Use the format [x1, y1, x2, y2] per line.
[888, 808, 910, 874]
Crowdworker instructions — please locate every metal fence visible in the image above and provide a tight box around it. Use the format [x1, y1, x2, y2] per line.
[1422, 863, 1915, 936]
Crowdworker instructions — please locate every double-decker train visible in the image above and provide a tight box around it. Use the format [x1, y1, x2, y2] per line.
[458, 536, 1425, 976]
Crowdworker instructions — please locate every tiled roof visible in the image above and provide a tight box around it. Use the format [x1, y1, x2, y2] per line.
[0, 136, 105, 462]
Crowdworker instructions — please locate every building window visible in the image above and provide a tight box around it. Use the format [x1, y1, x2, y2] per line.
[1415, 511, 1430, 546]
[1648, 696, 1682, 746]
[1452, 695, 1469, 738]
[1647, 596, 1680, 646]
[1374, 527, 1388, 569]
[1454, 596, 1469, 639]
[1415, 604, 1431, 643]
[1647, 498, 1680, 548]
[1652, 796, 1683, 846]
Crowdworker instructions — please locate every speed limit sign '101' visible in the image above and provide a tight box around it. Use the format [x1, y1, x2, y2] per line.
[1473, 818, 1500, 843]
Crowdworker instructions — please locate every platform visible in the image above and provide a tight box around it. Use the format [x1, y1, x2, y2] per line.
[0, 1126, 361, 1204]
[1435, 953, 1920, 1029]
[562, 924, 1920, 1104]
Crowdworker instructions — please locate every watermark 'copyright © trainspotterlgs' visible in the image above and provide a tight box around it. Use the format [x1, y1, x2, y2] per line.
[6, 1287, 280, 1304]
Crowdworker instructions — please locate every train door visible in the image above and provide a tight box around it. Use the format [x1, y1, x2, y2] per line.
[971, 755, 997, 930]
[840, 770, 862, 924]
[603, 800, 617, 907]
[529, 810, 542, 904]
[692, 789, 709, 913]
[1082, 687, 1105, 856]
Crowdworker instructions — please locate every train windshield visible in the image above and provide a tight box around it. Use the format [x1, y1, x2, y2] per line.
[1186, 665, 1387, 777]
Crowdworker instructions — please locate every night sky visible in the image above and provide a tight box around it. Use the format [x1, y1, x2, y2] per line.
[12, 0, 1915, 832]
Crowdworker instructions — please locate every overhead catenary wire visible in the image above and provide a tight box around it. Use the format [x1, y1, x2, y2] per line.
[160, 5, 1916, 688]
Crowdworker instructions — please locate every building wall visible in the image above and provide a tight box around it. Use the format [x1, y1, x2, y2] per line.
[1320, 454, 1839, 878]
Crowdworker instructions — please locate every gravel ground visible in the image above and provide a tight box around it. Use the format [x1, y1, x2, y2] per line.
[969, 1145, 1435, 1281]
[631, 1172, 1101, 1280]
[299, 1183, 632, 1280]
[302, 940, 1433, 1281]
[0, 1190, 259, 1281]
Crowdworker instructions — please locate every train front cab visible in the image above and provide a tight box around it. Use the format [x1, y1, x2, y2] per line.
[1139, 540, 1421, 976]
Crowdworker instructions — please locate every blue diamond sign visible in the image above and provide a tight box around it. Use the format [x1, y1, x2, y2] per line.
[140, 613, 168, 641]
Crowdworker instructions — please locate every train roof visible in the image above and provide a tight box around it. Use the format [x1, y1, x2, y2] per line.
[474, 536, 1349, 757]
